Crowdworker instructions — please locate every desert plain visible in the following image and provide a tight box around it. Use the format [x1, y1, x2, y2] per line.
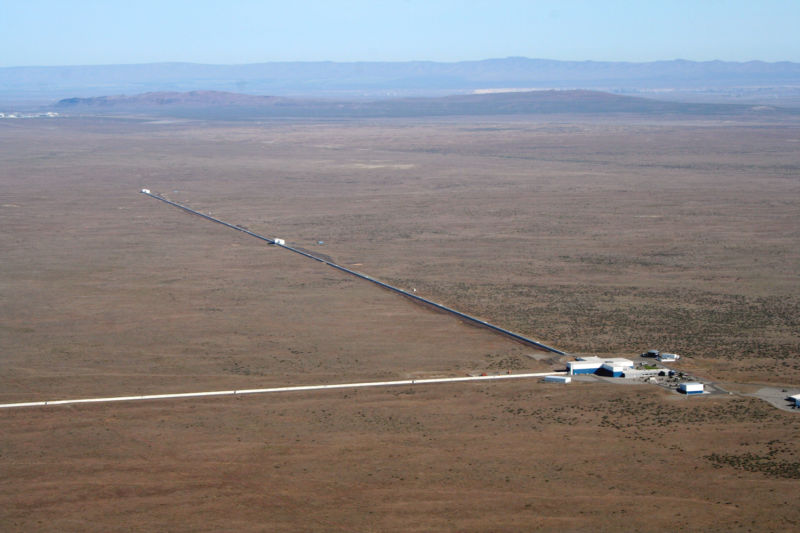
[1, 113, 799, 531]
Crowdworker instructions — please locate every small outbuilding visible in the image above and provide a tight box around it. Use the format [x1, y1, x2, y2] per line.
[658, 352, 680, 362]
[679, 382, 704, 395]
[790, 394, 800, 408]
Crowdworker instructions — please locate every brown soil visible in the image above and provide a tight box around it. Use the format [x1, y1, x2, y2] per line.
[1, 115, 799, 531]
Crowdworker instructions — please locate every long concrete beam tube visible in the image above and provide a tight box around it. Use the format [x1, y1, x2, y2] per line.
[140, 190, 565, 355]
[0, 371, 568, 410]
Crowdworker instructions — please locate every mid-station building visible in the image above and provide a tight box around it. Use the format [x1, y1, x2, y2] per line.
[567, 357, 634, 377]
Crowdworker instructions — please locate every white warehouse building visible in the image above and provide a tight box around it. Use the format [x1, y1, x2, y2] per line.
[679, 382, 704, 395]
[567, 357, 634, 377]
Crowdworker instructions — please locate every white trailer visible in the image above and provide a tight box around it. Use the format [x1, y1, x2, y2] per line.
[544, 375, 571, 384]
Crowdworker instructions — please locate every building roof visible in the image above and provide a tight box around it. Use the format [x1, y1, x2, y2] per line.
[574, 356, 633, 365]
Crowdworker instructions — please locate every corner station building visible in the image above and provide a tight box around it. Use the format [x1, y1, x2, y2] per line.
[567, 356, 634, 377]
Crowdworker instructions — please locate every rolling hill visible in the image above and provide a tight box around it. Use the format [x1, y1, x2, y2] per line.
[3, 57, 799, 105]
[53, 89, 788, 119]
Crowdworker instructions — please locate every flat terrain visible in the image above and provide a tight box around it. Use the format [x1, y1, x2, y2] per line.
[1, 115, 799, 531]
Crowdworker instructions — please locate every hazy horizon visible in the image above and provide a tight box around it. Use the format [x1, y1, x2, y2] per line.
[5, 56, 800, 70]
[4, 57, 800, 108]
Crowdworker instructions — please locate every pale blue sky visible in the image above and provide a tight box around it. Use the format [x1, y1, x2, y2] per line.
[1, 0, 798, 67]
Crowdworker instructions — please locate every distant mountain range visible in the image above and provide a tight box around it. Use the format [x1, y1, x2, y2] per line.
[53, 89, 794, 119]
[2, 58, 800, 106]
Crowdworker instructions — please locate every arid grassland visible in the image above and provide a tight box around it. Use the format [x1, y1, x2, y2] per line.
[1, 115, 799, 531]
